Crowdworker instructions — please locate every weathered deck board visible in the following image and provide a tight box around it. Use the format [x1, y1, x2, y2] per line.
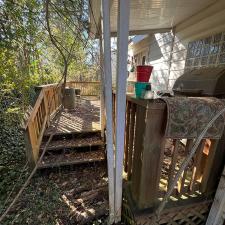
[45, 98, 100, 135]
[39, 147, 105, 168]
[41, 133, 104, 151]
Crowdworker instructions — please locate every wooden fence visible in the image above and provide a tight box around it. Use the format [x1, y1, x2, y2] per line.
[113, 94, 225, 210]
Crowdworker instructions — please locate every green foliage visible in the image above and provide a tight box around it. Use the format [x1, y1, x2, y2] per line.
[0, 1, 100, 224]
[0, 113, 28, 213]
[0, 0, 99, 112]
[0, 0, 58, 111]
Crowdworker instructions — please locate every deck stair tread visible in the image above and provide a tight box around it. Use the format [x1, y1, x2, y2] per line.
[40, 135, 104, 151]
[38, 98, 104, 169]
[44, 129, 101, 137]
[38, 148, 105, 169]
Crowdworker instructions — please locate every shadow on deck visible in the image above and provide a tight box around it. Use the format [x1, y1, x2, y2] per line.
[38, 96, 105, 169]
[45, 97, 101, 136]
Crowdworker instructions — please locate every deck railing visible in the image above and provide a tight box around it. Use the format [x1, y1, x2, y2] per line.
[67, 81, 101, 96]
[113, 94, 225, 209]
[24, 84, 62, 165]
[23, 81, 100, 166]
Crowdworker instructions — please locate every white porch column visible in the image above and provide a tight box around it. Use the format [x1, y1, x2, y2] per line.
[99, 36, 106, 138]
[115, 0, 130, 222]
[101, 0, 115, 223]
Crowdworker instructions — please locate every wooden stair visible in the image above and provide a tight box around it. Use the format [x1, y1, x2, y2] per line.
[40, 132, 104, 151]
[38, 131, 105, 169]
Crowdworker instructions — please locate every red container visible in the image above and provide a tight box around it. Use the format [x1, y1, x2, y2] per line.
[137, 65, 153, 82]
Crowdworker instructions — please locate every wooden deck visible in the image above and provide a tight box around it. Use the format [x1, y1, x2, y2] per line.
[44, 97, 101, 136]
[23, 82, 107, 224]
[38, 96, 105, 169]
[116, 94, 225, 225]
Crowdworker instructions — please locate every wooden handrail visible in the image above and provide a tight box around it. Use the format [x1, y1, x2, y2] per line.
[67, 81, 100, 84]
[24, 81, 100, 166]
[24, 83, 62, 165]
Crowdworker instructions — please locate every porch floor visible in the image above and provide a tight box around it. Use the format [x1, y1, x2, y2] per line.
[44, 96, 101, 136]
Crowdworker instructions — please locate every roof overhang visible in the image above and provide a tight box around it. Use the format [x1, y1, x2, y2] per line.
[89, 0, 217, 38]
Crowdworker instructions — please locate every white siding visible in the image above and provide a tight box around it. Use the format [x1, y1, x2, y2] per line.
[128, 0, 225, 92]
[147, 32, 174, 91]
[176, 0, 225, 42]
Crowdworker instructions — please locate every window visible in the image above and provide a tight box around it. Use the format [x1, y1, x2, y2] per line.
[185, 32, 225, 70]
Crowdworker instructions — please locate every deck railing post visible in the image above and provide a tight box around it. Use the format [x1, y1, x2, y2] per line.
[23, 127, 36, 167]
[115, 0, 130, 222]
[101, 0, 115, 223]
[43, 90, 50, 126]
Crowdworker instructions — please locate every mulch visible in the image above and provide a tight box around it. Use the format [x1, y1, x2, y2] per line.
[5, 164, 109, 225]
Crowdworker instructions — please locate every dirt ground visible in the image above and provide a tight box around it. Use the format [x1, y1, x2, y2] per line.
[2, 164, 109, 225]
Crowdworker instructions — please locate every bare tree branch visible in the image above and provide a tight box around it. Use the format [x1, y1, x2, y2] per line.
[45, 0, 68, 95]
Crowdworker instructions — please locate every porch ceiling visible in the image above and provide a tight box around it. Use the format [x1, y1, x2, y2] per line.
[89, 0, 217, 37]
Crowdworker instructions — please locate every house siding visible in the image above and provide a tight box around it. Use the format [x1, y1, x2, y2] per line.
[169, 0, 225, 90]
[128, 0, 225, 92]
[148, 32, 174, 91]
